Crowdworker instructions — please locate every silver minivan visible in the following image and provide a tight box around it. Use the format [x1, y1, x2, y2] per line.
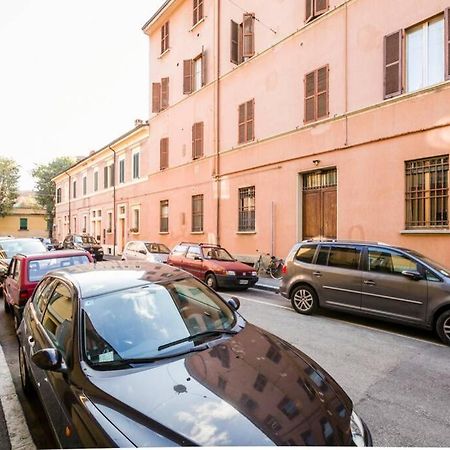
[280, 240, 450, 346]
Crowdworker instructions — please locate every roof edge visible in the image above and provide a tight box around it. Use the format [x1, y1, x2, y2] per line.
[142, 0, 175, 33]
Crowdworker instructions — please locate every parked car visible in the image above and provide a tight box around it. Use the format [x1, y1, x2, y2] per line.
[167, 242, 258, 290]
[3, 250, 93, 328]
[280, 240, 450, 346]
[0, 238, 48, 295]
[121, 241, 170, 263]
[37, 237, 60, 251]
[62, 234, 104, 261]
[17, 261, 371, 447]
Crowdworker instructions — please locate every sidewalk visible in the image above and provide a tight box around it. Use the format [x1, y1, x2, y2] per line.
[253, 276, 280, 293]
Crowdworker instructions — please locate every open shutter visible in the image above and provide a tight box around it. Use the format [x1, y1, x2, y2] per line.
[243, 13, 255, 58]
[238, 103, 246, 144]
[305, 0, 313, 22]
[304, 71, 316, 123]
[192, 123, 197, 159]
[165, 22, 169, 51]
[198, 122, 204, 157]
[246, 99, 254, 141]
[193, 0, 198, 25]
[198, 0, 204, 22]
[445, 8, 450, 80]
[231, 20, 239, 64]
[315, 0, 328, 16]
[384, 30, 403, 99]
[201, 49, 207, 86]
[152, 82, 161, 113]
[183, 59, 194, 94]
[161, 77, 169, 110]
[316, 66, 329, 119]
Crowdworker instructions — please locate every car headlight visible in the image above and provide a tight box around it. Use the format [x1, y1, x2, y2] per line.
[350, 410, 366, 446]
[252, 271, 257, 276]
[226, 270, 236, 276]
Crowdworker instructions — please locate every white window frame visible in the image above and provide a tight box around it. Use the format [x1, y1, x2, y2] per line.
[131, 205, 140, 233]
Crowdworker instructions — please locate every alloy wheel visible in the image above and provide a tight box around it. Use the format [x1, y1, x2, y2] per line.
[444, 316, 450, 340]
[293, 289, 314, 311]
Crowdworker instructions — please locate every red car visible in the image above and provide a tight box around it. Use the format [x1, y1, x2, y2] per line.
[167, 242, 258, 290]
[3, 250, 93, 328]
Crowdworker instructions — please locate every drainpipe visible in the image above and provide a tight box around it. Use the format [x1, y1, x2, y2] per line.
[214, 0, 221, 245]
[64, 170, 72, 234]
[108, 146, 117, 256]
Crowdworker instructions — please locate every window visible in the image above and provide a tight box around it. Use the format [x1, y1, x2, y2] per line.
[304, 66, 329, 123]
[368, 247, 419, 275]
[161, 21, 169, 54]
[230, 14, 255, 65]
[193, 0, 204, 25]
[172, 244, 188, 256]
[183, 51, 206, 94]
[238, 186, 255, 231]
[104, 166, 109, 189]
[192, 194, 204, 232]
[73, 217, 77, 233]
[82, 176, 87, 196]
[19, 218, 28, 231]
[132, 208, 140, 233]
[72, 180, 77, 199]
[93, 170, 99, 192]
[264, 415, 282, 433]
[160, 200, 169, 233]
[119, 158, 125, 184]
[295, 244, 317, 263]
[107, 212, 112, 233]
[253, 373, 267, 392]
[160, 138, 169, 170]
[104, 164, 114, 189]
[278, 397, 300, 420]
[152, 78, 169, 112]
[327, 246, 361, 270]
[405, 156, 448, 229]
[238, 99, 255, 144]
[306, 0, 329, 22]
[56, 188, 62, 204]
[192, 122, 204, 159]
[132, 152, 140, 179]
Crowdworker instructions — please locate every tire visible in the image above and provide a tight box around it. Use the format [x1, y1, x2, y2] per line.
[290, 285, 318, 315]
[436, 310, 450, 346]
[205, 273, 218, 290]
[19, 345, 33, 397]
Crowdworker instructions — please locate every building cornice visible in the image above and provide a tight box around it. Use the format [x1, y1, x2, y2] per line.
[142, 0, 178, 35]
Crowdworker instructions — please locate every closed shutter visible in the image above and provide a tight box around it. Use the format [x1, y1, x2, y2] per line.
[183, 59, 194, 94]
[160, 138, 168, 170]
[231, 20, 239, 64]
[192, 122, 204, 159]
[445, 8, 450, 80]
[198, 0, 204, 22]
[384, 30, 403, 99]
[192, 123, 197, 159]
[316, 66, 329, 119]
[152, 82, 161, 113]
[246, 99, 254, 141]
[305, 0, 313, 22]
[201, 49, 207, 86]
[243, 13, 255, 58]
[104, 166, 108, 188]
[238, 103, 246, 144]
[304, 71, 316, 123]
[315, 0, 328, 16]
[161, 77, 169, 110]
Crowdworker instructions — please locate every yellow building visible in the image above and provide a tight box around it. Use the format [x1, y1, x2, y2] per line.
[0, 191, 47, 238]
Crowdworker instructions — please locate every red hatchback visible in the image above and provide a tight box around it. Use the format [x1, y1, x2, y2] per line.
[3, 250, 93, 327]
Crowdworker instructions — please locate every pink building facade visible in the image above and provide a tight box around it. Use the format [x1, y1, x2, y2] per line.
[55, 0, 450, 265]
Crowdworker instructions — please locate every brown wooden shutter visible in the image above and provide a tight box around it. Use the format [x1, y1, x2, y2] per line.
[165, 22, 169, 51]
[305, 0, 313, 22]
[192, 123, 197, 159]
[316, 66, 329, 119]
[198, 0, 204, 22]
[160, 138, 168, 170]
[152, 82, 161, 113]
[193, 0, 198, 25]
[315, 0, 328, 16]
[183, 59, 194, 94]
[161, 25, 164, 53]
[201, 49, 207, 86]
[445, 8, 450, 80]
[239, 23, 244, 63]
[304, 71, 316, 123]
[384, 30, 403, 99]
[238, 103, 246, 144]
[231, 20, 239, 64]
[161, 77, 169, 110]
[243, 13, 255, 58]
[246, 99, 254, 141]
[198, 122, 204, 157]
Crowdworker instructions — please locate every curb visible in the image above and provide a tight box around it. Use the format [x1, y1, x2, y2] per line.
[253, 283, 280, 293]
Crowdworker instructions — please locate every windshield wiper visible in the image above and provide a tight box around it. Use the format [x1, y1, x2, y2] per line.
[158, 329, 238, 351]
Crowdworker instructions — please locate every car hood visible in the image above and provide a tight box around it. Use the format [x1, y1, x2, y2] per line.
[209, 260, 255, 273]
[87, 324, 353, 446]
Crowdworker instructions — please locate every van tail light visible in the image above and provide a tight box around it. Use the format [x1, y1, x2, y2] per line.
[282, 264, 287, 274]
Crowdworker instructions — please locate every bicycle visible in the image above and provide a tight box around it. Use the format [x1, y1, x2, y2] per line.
[254, 250, 284, 280]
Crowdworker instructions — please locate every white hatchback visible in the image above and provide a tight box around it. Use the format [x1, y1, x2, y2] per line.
[121, 241, 170, 263]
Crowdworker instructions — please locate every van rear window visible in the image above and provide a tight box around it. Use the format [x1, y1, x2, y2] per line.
[28, 255, 90, 282]
[295, 245, 317, 264]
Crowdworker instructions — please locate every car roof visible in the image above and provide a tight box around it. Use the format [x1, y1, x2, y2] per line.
[15, 250, 91, 261]
[47, 261, 189, 298]
[301, 239, 392, 246]
[177, 242, 221, 248]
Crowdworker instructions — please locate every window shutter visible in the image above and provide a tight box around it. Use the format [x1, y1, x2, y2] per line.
[238, 103, 246, 144]
[246, 99, 254, 141]
[384, 30, 403, 99]
[160, 138, 168, 170]
[445, 8, 450, 80]
[104, 166, 108, 188]
[201, 49, 207, 86]
[193, 0, 198, 25]
[304, 71, 316, 123]
[315, 0, 328, 16]
[165, 22, 169, 50]
[183, 59, 194, 94]
[239, 23, 244, 63]
[316, 66, 329, 119]
[192, 123, 197, 159]
[198, 0, 204, 22]
[305, 0, 313, 22]
[161, 77, 169, 110]
[152, 82, 161, 113]
[243, 13, 255, 58]
[231, 20, 239, 64]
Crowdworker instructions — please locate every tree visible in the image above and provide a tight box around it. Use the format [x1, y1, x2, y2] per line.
[0, 157, 20, 217]
[32, 156, 77, 237]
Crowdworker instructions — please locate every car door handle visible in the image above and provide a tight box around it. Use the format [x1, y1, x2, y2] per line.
[312, 271, 322, 277]
[363, 280, 375, 286]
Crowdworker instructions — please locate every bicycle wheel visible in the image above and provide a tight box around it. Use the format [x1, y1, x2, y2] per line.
[270, 263, 283, 280]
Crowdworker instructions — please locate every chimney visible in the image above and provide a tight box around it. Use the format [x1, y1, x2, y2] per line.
[134, 119, 143, 127]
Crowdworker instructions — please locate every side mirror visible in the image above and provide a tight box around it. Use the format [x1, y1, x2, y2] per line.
[139, 249, 147, 255]
[227, 296, 240, 311]
[32, 348, 67, 373]
[401, 270, 422, 281]
[194, 256, 203, 261]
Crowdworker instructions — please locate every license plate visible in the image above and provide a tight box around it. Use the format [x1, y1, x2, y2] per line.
[239, 279, 249, 285]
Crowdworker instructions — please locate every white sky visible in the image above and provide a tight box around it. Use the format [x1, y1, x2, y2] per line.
[0, 0, 165, 190]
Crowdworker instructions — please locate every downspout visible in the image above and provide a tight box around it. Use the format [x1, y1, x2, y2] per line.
[108, 146, 117, 256]
[215, 0, 221, 245]
[64, 171, 72, 234]
[344, 2, 348, 146]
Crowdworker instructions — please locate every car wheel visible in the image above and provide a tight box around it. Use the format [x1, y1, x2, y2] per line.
[19, 345, 33, 397]
[436, 310, 450, 346]
[205, 274, 218, 290]
[291, 285, 318, 315]
[3, 296, 11, 315]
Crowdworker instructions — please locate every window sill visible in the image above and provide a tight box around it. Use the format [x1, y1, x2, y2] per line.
[401, 229, 450, 235]
[236, 231, 256, 235]
[159, 232, 169, 235]
[191, 231, 204, 235]
[189, 17, 205, 32]
[158, 48, 170, 59]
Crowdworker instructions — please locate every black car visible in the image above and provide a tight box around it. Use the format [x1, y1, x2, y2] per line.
[62, 234, 104, 261]
[18, 262, 371, 448]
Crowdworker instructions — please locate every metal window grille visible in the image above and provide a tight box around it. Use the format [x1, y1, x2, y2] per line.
[405, 156, 449, 229]
[238, 186, 255, 231]
[160, 200, 169, 233]
[303, 168, 337, 191]
[192, 195, 203, 232]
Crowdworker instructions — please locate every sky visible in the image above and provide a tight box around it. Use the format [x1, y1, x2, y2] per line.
[0, 0, 165, 190]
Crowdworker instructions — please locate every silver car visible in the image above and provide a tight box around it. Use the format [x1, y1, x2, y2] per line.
[280, 240, 450, 346]
[121, 241, 170, 263]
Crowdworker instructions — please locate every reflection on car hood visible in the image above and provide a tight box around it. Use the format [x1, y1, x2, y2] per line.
[209, 260, 255, 272]
[88, 324, 353, 446]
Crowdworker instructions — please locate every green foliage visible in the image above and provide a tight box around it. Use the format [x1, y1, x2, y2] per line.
[0, 157, 20, 217]
[32, 156, 76, 234]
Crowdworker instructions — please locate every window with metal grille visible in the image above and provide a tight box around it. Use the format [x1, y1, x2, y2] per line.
[302, 169, 337, 190]
[238, 186, 255, 231]
[160, 200, 169, 233]
[192, 194, 203, 232]
[405, 155, 449, 229]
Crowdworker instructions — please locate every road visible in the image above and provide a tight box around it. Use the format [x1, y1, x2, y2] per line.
[0, 287, 449, 448]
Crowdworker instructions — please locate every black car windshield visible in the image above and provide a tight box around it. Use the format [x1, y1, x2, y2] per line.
[405, 250, 450, 278]
[0, 239, 46, 258]
[202, 247, 235, 261]
[145, 243, 170, 254]
[82, 277, 236, 367]
[76, 236, 97, 244]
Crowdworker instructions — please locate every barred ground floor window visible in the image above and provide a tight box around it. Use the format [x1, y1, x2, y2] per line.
[238, 186, 255, 231]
